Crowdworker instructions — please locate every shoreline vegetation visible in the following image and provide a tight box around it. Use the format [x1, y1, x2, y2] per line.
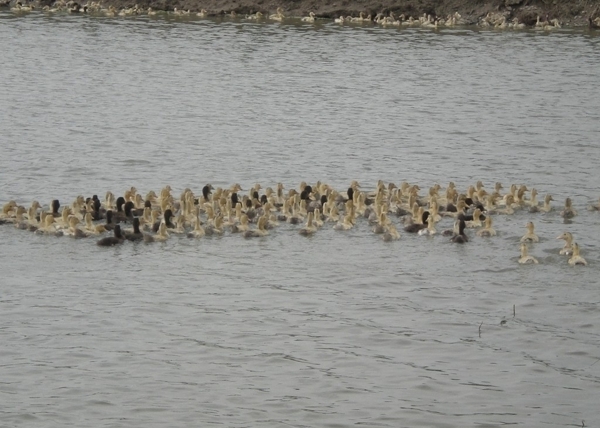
[3, 0, 600, 29]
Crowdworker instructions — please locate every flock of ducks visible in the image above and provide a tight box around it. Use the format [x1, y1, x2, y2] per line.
[1, 180, 597, 266]
[7, 1, 596, 30]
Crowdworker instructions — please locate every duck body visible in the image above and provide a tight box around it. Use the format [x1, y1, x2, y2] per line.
[97, 225, 125, 246]
[518, 243, 538, 264]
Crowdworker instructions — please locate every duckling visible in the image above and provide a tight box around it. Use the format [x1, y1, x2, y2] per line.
[560, 197, 577, 219]
[63, 216, 88, 238]
[187, 215, 206, 238]
[269, 7, 284, 21]
[476, 216, 496, 237]
[97, 225, 125, 246]
[299, 212, 318, 236]
[404, 210, 430, 233]
[556, 232, 574, 255]
[530, 194, 553, 213]
[518, 243, 538, 264]
[197, 8, 207, 17]
[301, 11, 315, 22]
[568, 243, 587, 266]
[144, 222, 169, 242]
[587, 197, 600, 211]
[333, 213, 355, 230]
[84, 212, 106, 235]
[418, 216, 437, 236]
[230, 214, 249, 233]
[243, 216, 269, 238]
[451, 219, 468, 243]
[382, 224, 400, 241]
[520, 221, 539, 243]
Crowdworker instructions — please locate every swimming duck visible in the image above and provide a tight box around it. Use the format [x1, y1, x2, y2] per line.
[476, 216, 496, 237]
[197, 8, 208, 17]
[153, 209, 174, 232]
[530, 194, 553, 213]
[230, 214, 249, 233]
[301, 11, 315, 22]
[97, 225, 125, 246]
[299, 212, 318, 236]
[269, 7, 284, 21]
[520, 221, 539, 243]
[243, 216, 269, 238]
[587, 197, 600, 211]
[404, 210, 429, 233]
[382, 224, 400, 241]
[84, 212, 106, 235]
[518, 243, 538, 264]
[560, 197, 577, 219]
[568, 243, 587, 266]
[451, 219, 468, 243]
[124, 218, 144, 241]
[418, 215, 437, 236]
[556, 232, 574, 255]
[187, 215, 206, 238]
[65, 216, 88, 238]
[333, 212, 355, 230]
[144, 222, 169, 242]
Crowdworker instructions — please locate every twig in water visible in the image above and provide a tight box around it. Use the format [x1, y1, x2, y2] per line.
[513, 304, 516, 318]
[479, 322, 483, 338]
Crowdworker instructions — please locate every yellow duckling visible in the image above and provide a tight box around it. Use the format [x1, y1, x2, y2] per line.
[65, 216, 88, 238]
[231, 214, 249, 233]
[531, 194, 553, 213]
[299, 212, 318, 236]
[560, 197, 577, 219]
[243, 216, 269, 238]
[556, 232, 574, 255]
[187, 216, 206, 238]
[568, 243, 587, 266]
[587, 197, 600, 211]
[301, 11, 315, 22]
[520, 221, 539, 243]
[476, 216, 496, 237]
[84, 212, 107, 234]
[333, 212, 355, 230]
[144, 222, 169, 242]
[269, 7, 284, 21]
[382, 224, 400, 241]
[518, 243, 538, 264]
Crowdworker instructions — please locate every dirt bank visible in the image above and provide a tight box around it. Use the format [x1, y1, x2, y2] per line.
[4, 0, 600, 27]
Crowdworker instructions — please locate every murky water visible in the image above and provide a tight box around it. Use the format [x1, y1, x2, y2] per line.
[1, 13, 600, 427]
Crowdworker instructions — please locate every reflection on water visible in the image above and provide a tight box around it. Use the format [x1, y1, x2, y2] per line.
[1, 13, 600, 428]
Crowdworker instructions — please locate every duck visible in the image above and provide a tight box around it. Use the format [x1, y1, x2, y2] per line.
[197, 8, 208, 17]
[518, 243, 538, 264]
[568, 243, 587, 266]
[451, 219, 468, 243]
[299, 212, 317, 236]
[587, 197, 600, 211]
[520, 221, 539, 243]
[382, 224, 400, 241]
[556, 232, 574, 255]
[124, 218, 144, 241]
[187, 214, 206, 238]
[65, 216, 88, 238]
[230, 214, 249, 233]
[333, 212, 355, 230]
[530, 194, 553, 213]
[404, 210, 429, 233]
[561, 197, 577, 219]
[243, 216, 269, 238]
[301, 12, 315, 22]
[144, 222, 169, 242]
[97, 225, 125, 246]
[153, 209, 174, 232]
[269, 7, 284, 21]
[476, 216, 496, 237]
[84, 212, 107, 235]
[418, 216, 437, 236]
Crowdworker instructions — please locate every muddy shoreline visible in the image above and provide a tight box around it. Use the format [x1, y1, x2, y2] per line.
[4, 0, 600, 27]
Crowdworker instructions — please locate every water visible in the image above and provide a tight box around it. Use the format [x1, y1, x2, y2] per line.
[1, 13, 600, 427]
